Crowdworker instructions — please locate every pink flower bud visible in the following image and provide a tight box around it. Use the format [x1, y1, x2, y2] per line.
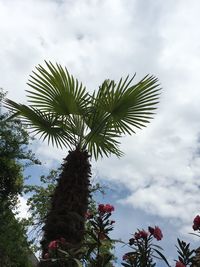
[148, 226, 163, 241]
[153, 226, 163, 240]
[98, 204, 114, 213]
[48, 240, 58, 250]
[193, 215, 200, 231]
[176, 261, 186, 267]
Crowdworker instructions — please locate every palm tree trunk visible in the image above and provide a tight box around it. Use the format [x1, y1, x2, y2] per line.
[41, 149, 91, 257]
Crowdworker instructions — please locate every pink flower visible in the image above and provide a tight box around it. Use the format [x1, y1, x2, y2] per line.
[48, 240, 58, 250]
[104, 204, 114, 213]
[193, 215, 200, 231]
[140, 230, 148, 238]
[98, 204, 114, 213]
[176, 261, 186, 267]
[154, 226, 163, 240]
[98, 204, 105, 213]
[148, 226, 163, 241]
[134, 230, 149, 240]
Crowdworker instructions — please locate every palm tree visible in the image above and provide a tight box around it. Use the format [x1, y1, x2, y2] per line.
[5, 61, 161, 257]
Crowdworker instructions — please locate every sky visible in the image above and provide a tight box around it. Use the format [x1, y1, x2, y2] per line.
[1, 0, 200, 265]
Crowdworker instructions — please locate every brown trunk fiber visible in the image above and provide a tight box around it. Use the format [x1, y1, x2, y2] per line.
[40, 149, 91, 258]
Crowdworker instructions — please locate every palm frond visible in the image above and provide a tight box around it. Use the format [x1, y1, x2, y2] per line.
[4, 99, 76, 149]
[83, 94, 123, 158]
[83, 75, 160, 158]
[26, 61, 90, 116]
[60, 114, 87, 148]
[85, 127, 123, 160]
[90, 75, 160, 136]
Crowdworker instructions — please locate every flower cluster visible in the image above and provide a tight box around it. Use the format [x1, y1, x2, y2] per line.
[128, 226, 163, 245]
[134, 230, 149, 240]
[176, 261, 186, 267]
[48, 237, 66, 250]
[85, 203, 116, 266]
[85, 204, 116, 240]
[41, 206, 200, 267]
[123, 226, 167, 266]
[43, 237, 66, 259]
[48, 240, 58, 250]
[85, 204, 115, 222]
[148, 226, 163, 240]
[98, 204, 114, 213]
[192, 215, 200, 231]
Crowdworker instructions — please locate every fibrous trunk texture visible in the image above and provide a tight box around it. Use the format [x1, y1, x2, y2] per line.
[41, 149, 91, 257]
[193, 247, 200, 266]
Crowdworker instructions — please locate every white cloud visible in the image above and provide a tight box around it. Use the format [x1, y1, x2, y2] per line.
[16, 196, 30, 219]
[1, 0, 200, 259]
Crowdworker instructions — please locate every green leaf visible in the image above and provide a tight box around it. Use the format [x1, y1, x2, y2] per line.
[27, 61, 90, 116]
[86, 243, 97, 257]
[57, 248, 70, 256]
[189, 232, 200, 238]
[121, 263, 131, 267]
[73, 258, 83, 267]
[153, 248, 170, 266]
[91, 75, 160, 136]
[84, 74, 160, 159]
[4, 100, 78, 149]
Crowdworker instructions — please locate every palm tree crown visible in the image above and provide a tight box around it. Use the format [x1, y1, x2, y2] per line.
[5, 61, 160, 159]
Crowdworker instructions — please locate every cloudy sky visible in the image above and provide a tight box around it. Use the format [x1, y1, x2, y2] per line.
[1, 0, 200, 265]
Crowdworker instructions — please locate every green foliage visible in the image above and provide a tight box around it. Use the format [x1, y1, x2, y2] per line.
[0, 201, 32, 267]
[175, 239, 195, 266]
[0, 91, 40, 205]
[33, 201, 116, 267]
[24, 169, 59, 251]
[0, 90, 40, 266]
[5, 61, 160, 159]
[84, 205, 116, 266]
[122, 230, 169, 267]
[40, 239, 85, 267]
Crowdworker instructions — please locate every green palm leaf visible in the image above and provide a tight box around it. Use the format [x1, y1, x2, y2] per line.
[83, 75, 160, 158]
[26, 61, 90, 116]
[88, 75, 160, 135]
[4, 62, 91, 149]
[4, 99, 75, 149]
[86, 127, 123, 159]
